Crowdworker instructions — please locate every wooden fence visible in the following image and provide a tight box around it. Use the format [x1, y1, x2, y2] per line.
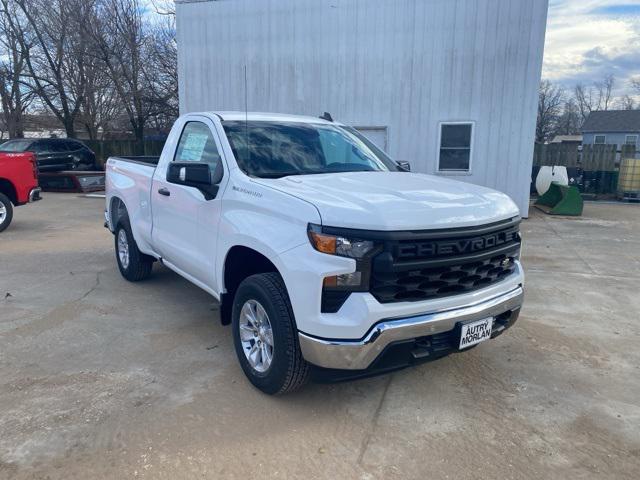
[85, 139, 166, 166]
[532, 144, 638, 195]
[533, 144, 637, 171]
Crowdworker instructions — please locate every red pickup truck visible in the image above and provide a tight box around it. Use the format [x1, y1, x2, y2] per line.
[0, 151, 41, 232]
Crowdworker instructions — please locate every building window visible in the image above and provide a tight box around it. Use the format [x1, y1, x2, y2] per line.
[438, 122, 474, 172]
[594, 135, 606, 145]
[625, 135, 638, 146]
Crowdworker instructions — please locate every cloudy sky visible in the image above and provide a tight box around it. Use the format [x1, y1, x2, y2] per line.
[543, 0, 640, 96]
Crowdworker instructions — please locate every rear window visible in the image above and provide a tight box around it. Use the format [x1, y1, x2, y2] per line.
[34, 140, 68, 153]
[0, 140, 33, 152]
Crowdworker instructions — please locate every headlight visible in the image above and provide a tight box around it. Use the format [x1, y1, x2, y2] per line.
[307, 224, 377, 259]
[308, 224, 382, 309]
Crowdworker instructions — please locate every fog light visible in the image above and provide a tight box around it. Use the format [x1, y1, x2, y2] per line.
[324, 272, 363, 288]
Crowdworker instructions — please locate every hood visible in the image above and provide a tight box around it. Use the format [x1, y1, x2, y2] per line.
[255, 172, 520, 231]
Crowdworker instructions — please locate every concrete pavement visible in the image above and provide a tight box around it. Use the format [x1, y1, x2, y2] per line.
[1, 193, 639, 479]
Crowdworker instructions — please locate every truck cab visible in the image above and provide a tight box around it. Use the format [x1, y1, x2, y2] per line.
[105, 112, 524, 394]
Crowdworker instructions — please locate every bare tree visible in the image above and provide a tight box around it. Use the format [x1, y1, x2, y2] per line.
[574, 74, 618, 123]
[617, 94, 635, 111]
[150, 0, 175, 16]
[70, 0, 110, 139]
[574, 83, 596, 123]
[91, 0, 157, 149]
[145, 14, 178, 133]
[0, 0, 33, 138]
[594, 74, 615, 111]
[78, 55, 122, 140]
[1, 0, 178, 141]
[536, 80, 564, 143]
[9, 0, 95, 138]
[554, 99, 581, 136]
[631, 76, 640, 99]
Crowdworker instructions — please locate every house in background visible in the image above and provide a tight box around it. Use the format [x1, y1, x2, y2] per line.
[582, 110, 640, 148]
[176, 0, 549, 216]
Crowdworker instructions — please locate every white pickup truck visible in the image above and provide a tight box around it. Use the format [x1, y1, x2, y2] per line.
[105, 112, 524, 394]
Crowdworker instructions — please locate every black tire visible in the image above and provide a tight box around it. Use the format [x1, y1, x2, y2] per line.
[114, 218, 154, 281]
[0, 192, 14, 233]
[232, 272, 309, 395]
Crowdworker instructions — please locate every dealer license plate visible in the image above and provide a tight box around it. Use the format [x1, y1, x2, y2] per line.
[459, 317, 493, 349]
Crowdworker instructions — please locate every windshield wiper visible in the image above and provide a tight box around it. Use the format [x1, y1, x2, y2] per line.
[254, 171, 304, 179]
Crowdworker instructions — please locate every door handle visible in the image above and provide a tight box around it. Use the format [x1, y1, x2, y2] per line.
[158, 188, 171, 197]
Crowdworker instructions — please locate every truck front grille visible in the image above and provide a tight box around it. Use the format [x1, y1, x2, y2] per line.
[369, 218, 521, 304]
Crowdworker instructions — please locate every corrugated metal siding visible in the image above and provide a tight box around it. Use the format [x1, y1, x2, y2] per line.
[176, 0, 549, 216]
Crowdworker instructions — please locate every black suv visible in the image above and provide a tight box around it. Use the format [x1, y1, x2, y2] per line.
[0, 138, 99, 172]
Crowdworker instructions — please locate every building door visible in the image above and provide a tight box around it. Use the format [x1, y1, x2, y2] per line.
[355, 127, 388, 152]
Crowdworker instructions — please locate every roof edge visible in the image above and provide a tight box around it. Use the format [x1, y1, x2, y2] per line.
[582, 129, 640, 134]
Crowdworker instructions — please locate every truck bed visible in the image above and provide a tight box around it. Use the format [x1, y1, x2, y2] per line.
[105, 155, 158, 249]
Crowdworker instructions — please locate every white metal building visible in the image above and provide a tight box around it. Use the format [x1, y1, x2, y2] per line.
[176, 0, 549, 215]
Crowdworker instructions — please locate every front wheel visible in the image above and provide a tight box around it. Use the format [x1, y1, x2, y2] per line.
[114, 220, 154, 281]
[232, 273, 309, 395]
[0, 193, 14, 233]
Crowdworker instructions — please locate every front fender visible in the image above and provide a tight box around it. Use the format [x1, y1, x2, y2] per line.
[216, 177, 322, 295]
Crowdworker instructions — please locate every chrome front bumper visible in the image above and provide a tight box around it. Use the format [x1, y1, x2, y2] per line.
[29, 187, 42, 202]
[299, 286, 524, 370]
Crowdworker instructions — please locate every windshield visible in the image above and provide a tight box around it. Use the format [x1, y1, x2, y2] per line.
[0, 139, 33, 152]
[222, 121, 399, 178]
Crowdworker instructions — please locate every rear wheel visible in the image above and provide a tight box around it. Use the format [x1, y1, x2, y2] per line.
[232, 273, 309, 395]
[0, 193, 14, 233]
[114, 219, 154, 281]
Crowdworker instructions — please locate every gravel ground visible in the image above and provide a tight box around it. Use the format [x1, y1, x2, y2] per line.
[1, 193, 639, 479]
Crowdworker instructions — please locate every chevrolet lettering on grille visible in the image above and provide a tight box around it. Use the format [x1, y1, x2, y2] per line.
[395, 229, 520, 260]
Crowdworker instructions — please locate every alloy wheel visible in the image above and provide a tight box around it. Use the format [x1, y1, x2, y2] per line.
[0, 201, 6, 226]
[117, 229, 130, 269]
[238, 299, 274, 373]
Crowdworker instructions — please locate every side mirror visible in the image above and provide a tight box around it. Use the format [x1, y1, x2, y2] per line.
[167, 162, 223, 200]
[396, 161, 411, 172]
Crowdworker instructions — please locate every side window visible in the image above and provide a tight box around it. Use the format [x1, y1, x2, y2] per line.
[174, 121, 221, 169]
[30, 141, 49, 154]
[44, 141, 67, 153]
[0, 140, 32, 152]
[438, 123, 473, 172]
[65, 140, 81, 151]
[594, 135, 606, 145]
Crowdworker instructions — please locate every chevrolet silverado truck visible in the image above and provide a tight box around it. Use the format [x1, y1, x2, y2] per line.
[0, 150, 41, 232]
[105, 112, 524, 394]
